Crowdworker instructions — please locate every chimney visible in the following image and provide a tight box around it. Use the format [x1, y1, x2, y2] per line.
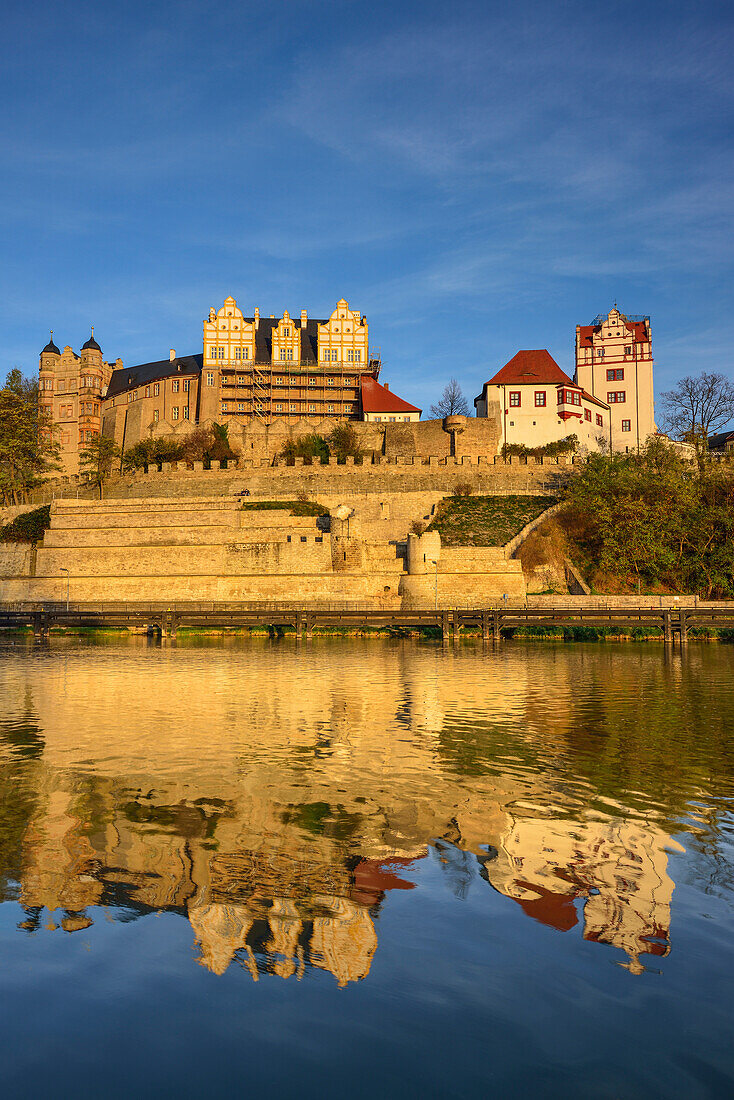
[254, 307, 259, 327]
[169, 349, 176, 361]
[301, 309, 308, 326]
[384, 382, 389, 391]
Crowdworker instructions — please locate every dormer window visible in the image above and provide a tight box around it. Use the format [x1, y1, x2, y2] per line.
[283, 327, 291, 337]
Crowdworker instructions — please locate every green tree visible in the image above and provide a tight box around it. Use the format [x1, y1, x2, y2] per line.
[562, 437, 734, 597]
[0, 369, 59, 504]
[280, 433, 330, 463]
[327, 421, 363, 462]
[79, 435, 121, 497]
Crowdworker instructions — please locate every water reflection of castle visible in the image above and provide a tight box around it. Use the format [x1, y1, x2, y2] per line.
[0, 641, 686, 980]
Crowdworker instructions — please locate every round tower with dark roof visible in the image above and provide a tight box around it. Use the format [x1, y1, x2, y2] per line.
[39, 332, 60, 405]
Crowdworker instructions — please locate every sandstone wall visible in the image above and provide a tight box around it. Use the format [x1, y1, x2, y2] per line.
[100, 412, 503, 464]
[0, 497, 525, 608]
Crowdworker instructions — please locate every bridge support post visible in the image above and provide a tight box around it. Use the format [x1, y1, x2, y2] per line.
[441, 611, 450, 644]
[663, 610, 673, 645]
[295, 611, 303, 643]
[679, 611, 688, 646]
[493, 611, 502, 644]
[482, 612, 490, 644]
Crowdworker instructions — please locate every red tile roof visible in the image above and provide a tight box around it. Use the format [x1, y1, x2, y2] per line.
[360, 376, 421, 414]
[485, 350, 573, 387]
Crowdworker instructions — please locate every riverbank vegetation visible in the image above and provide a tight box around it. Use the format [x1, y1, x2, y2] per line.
[0, 371, 58, 504]
[555, 438, 734, 597]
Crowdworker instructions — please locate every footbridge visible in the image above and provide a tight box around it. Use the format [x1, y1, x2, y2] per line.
[1, 603, 732, 644]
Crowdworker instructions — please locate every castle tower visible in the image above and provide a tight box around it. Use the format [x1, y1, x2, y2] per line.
[38, 329, 116, 475]
[575, 307, 655, 452]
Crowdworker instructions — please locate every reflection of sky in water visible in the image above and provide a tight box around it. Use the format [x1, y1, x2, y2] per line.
[0, 638, 733, 1096]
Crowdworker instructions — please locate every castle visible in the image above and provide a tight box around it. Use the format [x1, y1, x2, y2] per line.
[38, 301, 655, 475]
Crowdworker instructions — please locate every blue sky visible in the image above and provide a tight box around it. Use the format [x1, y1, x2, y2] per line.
[1, 0, 732, 412]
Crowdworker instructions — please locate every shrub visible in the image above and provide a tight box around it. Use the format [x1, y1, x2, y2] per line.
[0, 505, 51, 544]
[410, 520, 426, 535]
[452, 481, 473, 498]
[502, 434, 578, 459]
[280, 434, 329, 463]
[328, 421, 363, 463]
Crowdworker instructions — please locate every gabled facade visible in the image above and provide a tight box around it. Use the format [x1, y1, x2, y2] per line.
[575, 307, 655, 452]
[474, 350, 610, 453]
[39, 298, 421, 471]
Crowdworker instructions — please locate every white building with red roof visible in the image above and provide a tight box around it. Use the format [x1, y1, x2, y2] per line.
[474, 350, 610, 453]
[575, 306, 655, 452]
[359, 376, 421, 423]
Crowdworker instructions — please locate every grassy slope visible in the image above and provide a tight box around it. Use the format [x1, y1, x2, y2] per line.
[239, 500, 328, 516]
[426, 495, 557, 547]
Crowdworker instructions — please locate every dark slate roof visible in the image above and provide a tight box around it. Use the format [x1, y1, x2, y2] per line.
[243, 316, 329, 363]
[708, 430, 734, 449]
[105, 354, 203, 399]
[82, 335, 102, 351]
[42, 339, 60, 355]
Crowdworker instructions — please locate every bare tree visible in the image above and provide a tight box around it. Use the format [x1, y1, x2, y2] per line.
[430, 378, 469, 418]
[660, 372, 734, 449]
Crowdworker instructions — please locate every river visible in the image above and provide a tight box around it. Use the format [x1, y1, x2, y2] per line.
[0, 637, 733, 1098]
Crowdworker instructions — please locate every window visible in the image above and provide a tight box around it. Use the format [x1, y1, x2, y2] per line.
[283, 327, 291, 337]
[596, 414, 603, 427]
[275, 377, 284, 386]
[206, 373, 214, 386]
[308, 403, 316, 413]
[153, 410, 159, 423]
[597, 348, 605, 359]
[607, 391, 626, 403]
[624, 345, 632, 355]
[127, 392, 134, 403]
[183, 406, 189, 419]
[145, 385, 150, 398]
[208, 346, 216, 359]
[237, 375, 245, 385]
[290, 404, 297, 412]
[276, 403, 283, 413]
[572, 392, 581, 406]
[235, 348, 241, 360]
[217, 347, 224, 360]
[221, 403, 228, 413]
[509, 391, 521, 407]
[154, 383, 160, 396]
[280, 349, 286, 361]
[172, 406, 179, 420]
[327, 404, 335, 413]
[584, 408, 591, 421]
[344, 403, 352, 412]
[622, 419, 631, 432]
[183, 380, 190, 392]
[403, 416, 411, 422]
[347, 349, 362, 363]
[308, 377, 316, 386]
[243, 347, 249, 360]
[238, 402, 245, 412]
[322, 349, 338, 362]
[172, 380, 179, 393]
[606, 368, 624, 381]
[534, 391, 546, 407]
[286, 349, 293, 361]
[327, 377, 334, 386]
